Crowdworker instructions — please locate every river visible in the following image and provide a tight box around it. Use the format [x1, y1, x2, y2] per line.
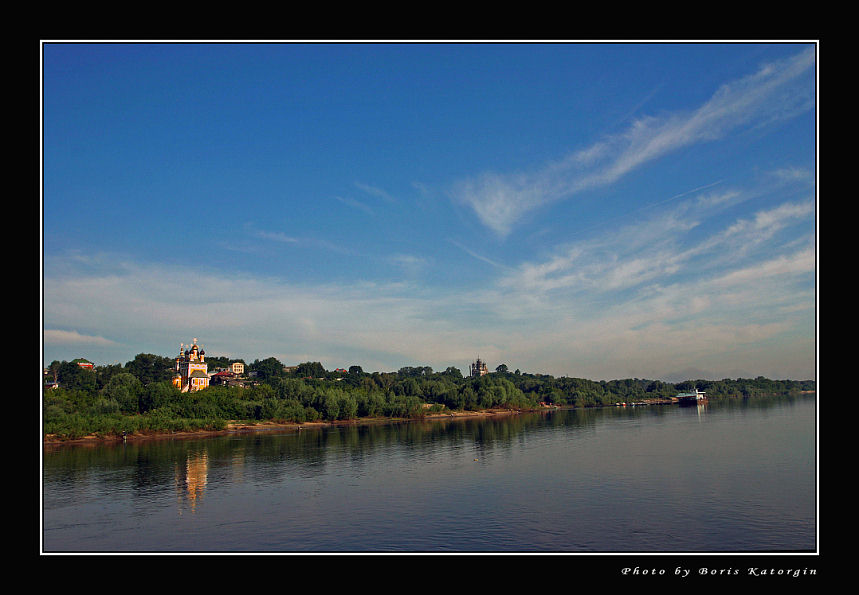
[42, 395, 816, 553]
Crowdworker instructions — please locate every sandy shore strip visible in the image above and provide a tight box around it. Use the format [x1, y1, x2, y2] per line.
[43, 407, 532, 446]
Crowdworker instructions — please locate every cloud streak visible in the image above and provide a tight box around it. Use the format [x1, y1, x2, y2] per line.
[43, 329, 116, 346]
[497, 186, 814, 300]
[453, 47, 815, 236]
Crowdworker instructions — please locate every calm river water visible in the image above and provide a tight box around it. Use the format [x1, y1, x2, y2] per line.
[42, 395, 816, 553]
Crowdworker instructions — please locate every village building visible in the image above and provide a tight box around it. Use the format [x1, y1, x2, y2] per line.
[172, 339, 209, 392]
[209, 370, 249, 388]
[210, 370, 235, 385]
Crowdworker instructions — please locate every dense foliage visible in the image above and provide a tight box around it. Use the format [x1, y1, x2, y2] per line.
[43, 354, 815, 440]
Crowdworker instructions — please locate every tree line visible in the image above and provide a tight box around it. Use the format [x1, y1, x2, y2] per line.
[43, 354, 815, 440]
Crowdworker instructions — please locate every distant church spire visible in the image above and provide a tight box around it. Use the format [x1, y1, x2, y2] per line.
[470, 356, 488, 377]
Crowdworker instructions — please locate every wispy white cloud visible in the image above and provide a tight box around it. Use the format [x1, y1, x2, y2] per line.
[355, 182, 398, 203]
[245, 222, 352, 256]
[43, 329, 116, 346]
[335, 195, 374, 215]
[254, 229, 299, 243]
[334, 182, 404, 216]
[453, 47, 815, 236]
[498, 184, 814, 301]
[769, 166, 814, 184]
[683, 198, 815, 268]
[235, 222, 299, 247]
[388, 253, 432, 278]
[708, 245, 815, 289]
[448, 239, 512, 271]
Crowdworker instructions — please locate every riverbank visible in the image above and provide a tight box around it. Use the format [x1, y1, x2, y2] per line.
[44, 392, 811, 447]
[42, 406, 530, 446]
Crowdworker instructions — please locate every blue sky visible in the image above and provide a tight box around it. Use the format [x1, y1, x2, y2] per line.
[42, 42, 817, 381]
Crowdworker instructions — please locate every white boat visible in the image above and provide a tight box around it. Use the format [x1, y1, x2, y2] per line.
[676, 388, 707, 405]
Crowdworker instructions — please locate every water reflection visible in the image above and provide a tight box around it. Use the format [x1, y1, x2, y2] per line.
[45, 400, 782, 496]
[43, 396, 816, 552]
[176, 450, 208, 513]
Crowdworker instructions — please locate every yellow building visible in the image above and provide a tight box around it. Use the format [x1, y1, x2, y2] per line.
[172, 339, 209, 392]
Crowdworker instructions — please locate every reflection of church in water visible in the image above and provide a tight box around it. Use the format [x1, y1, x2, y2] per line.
[175, 451, 208, 513]
[172, 339, 209, 393]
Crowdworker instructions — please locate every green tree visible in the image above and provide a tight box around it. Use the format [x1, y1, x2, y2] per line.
[95, 363, 125, 390]
[296, 361, 326, 378]
[461, 386, 478, 410]
[45, 360, 62, 384]
[319, 391, 343, 420]
[251, 357, 285, 380]
[139, 381, 180, 413]
[102, 372, 143, 413]
[57, 361, 97, 392]
[125, 353, 175, 385]
[340, 393, 358, 420]
[443, 366, 462, 379]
